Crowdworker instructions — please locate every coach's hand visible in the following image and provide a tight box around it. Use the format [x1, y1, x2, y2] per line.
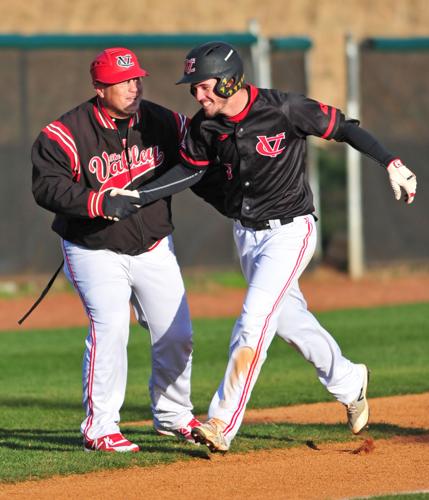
[102, 189, 140, 221]
[386, 159, 417, 205]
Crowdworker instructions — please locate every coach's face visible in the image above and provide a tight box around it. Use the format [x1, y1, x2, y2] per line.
[95, 77, 143, 118]
[191, 78, 228, 118]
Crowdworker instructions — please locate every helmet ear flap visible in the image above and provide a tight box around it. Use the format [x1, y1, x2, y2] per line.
[214, 74, 245, 98]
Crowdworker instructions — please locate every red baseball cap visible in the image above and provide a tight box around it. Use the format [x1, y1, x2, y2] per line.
[90, 47, 149, 85]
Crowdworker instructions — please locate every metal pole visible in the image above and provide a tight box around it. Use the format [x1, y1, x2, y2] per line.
[346, 34, 364, 278]
[304, 47, 322, 261]
[18, 48, 33, 272]
[248, 19, 272, 88]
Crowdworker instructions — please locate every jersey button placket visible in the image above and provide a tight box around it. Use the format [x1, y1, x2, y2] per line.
[242, 202, 251, 217]
[235, 124, 251, 218]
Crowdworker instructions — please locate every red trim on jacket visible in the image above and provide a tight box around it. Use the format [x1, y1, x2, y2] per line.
[93, 99, 143, 131]
[43, 121, 81, 181]
[87, 191, 104, 218]
[179, 148, 210, 168]
[93, 100, 116, 129]
[321, 107, 337, 139]
[130, 109, 141, 127]
[173, 112, 190, 143]
[228, 84, 259, 123]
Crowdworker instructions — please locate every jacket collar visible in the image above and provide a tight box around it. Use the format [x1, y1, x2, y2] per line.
[92, 97, 141, 130]
[227, 84, 259, 123]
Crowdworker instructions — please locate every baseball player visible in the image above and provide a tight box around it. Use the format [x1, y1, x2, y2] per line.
[117, 41, 417, 452]
[31, 47, 201, 452]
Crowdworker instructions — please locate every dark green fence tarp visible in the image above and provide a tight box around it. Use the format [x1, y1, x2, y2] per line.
[359, 38, 429, 266]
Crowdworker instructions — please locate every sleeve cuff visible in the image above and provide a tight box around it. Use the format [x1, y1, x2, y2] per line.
[87, 191, 105, 218]
[386, 158, 403, 169]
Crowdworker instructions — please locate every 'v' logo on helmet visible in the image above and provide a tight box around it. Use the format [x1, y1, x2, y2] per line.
[184, 58, 196, 75]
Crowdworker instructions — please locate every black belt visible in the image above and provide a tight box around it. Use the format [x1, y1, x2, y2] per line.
[238, 217, 295, 231]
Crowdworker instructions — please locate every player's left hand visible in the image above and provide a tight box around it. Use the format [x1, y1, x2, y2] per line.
[386, 159, 417, 205]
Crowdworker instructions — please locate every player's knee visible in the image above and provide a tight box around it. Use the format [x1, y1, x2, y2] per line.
[91, 314, 129, 339]
[152, 325, 193, 355]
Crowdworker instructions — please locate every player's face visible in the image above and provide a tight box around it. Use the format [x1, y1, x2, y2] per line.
[191, 78, 228, 118]
[95, 78, 143, 118]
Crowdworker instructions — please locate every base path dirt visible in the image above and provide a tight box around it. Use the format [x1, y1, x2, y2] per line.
[1, 393, 428, 499]
[2, 270, 428, 498]
[3, 268, 429, 331]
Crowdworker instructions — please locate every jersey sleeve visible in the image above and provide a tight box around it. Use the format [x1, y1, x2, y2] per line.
[32, 123, 99, 218]
[190, 164, 227, 215]
[179, 111, 215, 170]
[172, 111, 190, 144]
[287, 93, 344, 140]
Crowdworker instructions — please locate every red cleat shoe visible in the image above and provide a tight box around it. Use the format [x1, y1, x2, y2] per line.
[83, 432, 140, 453]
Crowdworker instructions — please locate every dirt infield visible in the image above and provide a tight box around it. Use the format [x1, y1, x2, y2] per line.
[1, 393, 428, 499]
[1, 268, 428, 498]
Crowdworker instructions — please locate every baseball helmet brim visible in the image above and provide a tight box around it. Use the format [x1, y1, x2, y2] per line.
[176, 73, 210, 85]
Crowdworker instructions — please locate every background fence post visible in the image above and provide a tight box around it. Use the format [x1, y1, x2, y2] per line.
[248, 19, 272, 88]
[346, 33, 364, 278]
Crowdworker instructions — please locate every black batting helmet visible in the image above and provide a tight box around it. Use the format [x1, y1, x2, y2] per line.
[176, 41, 244, 97]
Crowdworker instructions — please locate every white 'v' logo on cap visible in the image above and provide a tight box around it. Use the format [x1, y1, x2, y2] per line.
[116, 55, 135, 68]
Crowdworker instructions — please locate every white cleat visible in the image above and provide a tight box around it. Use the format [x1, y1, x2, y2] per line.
[191, 418, 230, 453]
[345, 364, 370, 434]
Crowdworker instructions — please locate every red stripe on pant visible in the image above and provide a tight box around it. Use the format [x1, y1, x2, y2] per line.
[62, 241, 97, 439]
[223, 217, 313, 436]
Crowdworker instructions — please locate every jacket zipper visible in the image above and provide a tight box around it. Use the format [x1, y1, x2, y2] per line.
[116, 125, 146, 249]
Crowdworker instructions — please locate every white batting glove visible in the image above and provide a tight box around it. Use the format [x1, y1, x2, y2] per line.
[110, 188, 140, 198]
[386, 159, 417, 205]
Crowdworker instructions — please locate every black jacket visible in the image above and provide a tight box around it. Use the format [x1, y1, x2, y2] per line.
[32, 96, 188, 254]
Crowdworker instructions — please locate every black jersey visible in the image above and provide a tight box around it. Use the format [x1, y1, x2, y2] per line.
[180, 85, 345, 222]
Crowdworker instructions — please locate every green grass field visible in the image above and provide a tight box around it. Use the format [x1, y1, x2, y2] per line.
[0, 302, 428, 483]
[360, 494, 429, 500]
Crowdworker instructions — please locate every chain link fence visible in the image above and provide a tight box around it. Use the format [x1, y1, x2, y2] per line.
[0, 33, 311, 274]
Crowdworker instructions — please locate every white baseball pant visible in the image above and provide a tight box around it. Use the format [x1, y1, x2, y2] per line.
[62, 235, 194, 440]
[208, 215, 365, 445]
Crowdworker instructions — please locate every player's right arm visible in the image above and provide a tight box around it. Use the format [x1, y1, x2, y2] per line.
[135, 162, 208, 205]
[130, 112, 213, 205]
